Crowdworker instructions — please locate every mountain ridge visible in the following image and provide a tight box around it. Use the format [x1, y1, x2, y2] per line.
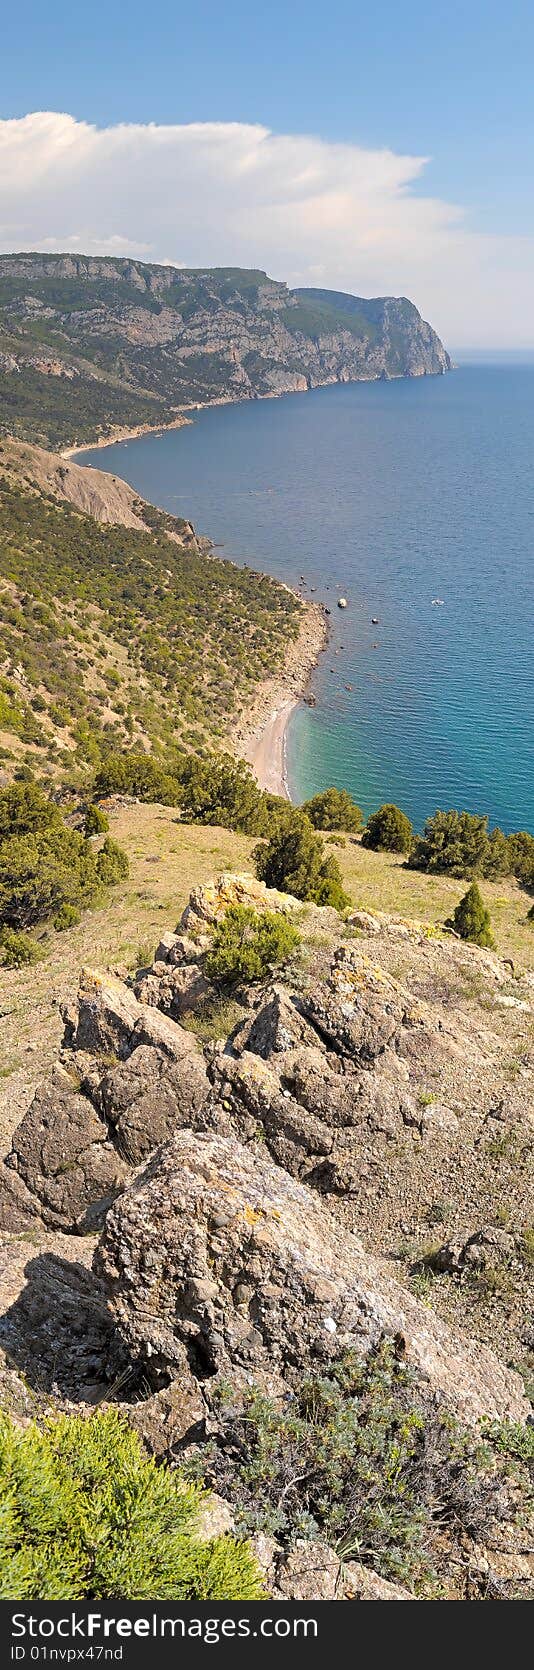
[0, 253, 450, 448]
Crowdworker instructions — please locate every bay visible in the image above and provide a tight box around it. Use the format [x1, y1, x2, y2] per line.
[78, 364, 534, 832]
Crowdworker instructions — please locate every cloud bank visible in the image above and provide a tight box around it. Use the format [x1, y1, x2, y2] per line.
[1, 112, 533, 347]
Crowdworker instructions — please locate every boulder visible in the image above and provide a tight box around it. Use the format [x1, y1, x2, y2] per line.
[0, 1160, 40, 1232]
[123, 1371, 207, 1456]
[95, 1129, 529, 1425]
[2, 968, 209, 1226]
[94, 1043, 208, 1165]
[135, 963, 214, 1020]
[65, 969, 209, 1078]
[180, 872, 299, 931]
[4, 1083, 129, 1231]
[271, 1540, 414, 1601]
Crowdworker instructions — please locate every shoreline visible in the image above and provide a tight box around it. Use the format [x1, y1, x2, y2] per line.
[60, 364, 451, 461]
[60, 413, 191, 459]
[66, 406, 329, 801]
[231, 599, 329, 801]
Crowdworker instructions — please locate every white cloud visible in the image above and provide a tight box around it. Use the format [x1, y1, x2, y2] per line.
[0, 111, 533, 347]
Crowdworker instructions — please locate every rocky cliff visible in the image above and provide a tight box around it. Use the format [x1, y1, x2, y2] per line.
[0, 255, 450, 447]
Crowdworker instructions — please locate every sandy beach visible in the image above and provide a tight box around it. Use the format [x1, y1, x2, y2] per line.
[60, 413, 191, 459]
[233, 599, 329, 799]
[241, 699, 297, 798]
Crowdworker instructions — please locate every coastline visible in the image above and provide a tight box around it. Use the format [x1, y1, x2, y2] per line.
[60, 413, 191, 459]
[231, 599, 328, 800]
[60, 363, 450, 461]
[69, 414, 329, 802]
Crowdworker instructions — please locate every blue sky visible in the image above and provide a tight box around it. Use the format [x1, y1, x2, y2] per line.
[1, 0, 534, 344]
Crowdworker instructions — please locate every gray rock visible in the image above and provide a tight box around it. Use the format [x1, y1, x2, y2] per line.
[94, 1044, 208, 1165]
[95, 1129, 529, 1425]
[5, 1083, 129, 1231]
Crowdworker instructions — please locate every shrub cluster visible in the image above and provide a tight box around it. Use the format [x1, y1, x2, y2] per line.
[0, 781, 128, 934]
[206, 1343, 531, 1595]
[0, 1408, 263, 1601]
[206, 904, 300, 984]
[253, 812, 349, 911]
[408, 809, 534, 884]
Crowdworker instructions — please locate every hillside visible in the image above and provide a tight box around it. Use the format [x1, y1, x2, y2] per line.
[0, 851, 532, 1600]
[0, 255, 450, 448]
[0, 438, 319, 784]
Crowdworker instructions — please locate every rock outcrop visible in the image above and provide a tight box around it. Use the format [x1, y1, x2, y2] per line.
[0, 971, 208, 1231]
[1, 874, 532, 1601]
[95, 1128, 528, 1425]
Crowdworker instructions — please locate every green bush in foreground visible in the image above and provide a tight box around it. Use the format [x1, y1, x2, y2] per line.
[206, 904, 300, 984]
[302, 786, 363, 833]
[362, 802, 414, 853]
[253, 812, 349, 910]
[0, 1408, 264, 1601]
[448, 882, 495, 949]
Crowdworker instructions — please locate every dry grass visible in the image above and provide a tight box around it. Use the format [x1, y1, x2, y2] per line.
[333, 838, 534, 971]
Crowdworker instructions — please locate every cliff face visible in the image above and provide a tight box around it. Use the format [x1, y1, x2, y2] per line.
[0, 255, 450, 446]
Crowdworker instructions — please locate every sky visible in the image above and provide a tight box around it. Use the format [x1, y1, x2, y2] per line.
[1, 0, 534, 348]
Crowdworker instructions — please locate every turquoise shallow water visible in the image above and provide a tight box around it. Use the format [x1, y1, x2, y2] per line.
[79, 365, 534, 832]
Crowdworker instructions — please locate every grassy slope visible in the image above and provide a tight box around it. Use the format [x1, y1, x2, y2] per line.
[1, 802, 532, 1149]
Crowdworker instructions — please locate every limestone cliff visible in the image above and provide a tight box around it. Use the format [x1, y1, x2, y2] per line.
[0, 255, 450, 447]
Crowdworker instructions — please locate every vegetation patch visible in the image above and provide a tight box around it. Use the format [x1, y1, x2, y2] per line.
[0, 1407, 263, 1600]
[206, 904, 301, 984]
[253, 812, 349, 910]
[201, 1343, 533, 1596]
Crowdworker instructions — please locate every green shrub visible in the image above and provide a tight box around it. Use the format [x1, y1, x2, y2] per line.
[208, 1344, 518, 1593]
[177, 754, 269, 835]
[506, 830, 534, 888]
[448, 882, 495, 948]
[408, 809, 507, 879]
[302, 787, 362, 833]
[362, 803, 413, 853]
[84, 803, 109, 836]
[0, 1408, 264, 1601]
[253, 812, 349, 910]
[95, 837, 129, 886]
[0, 786, 129, 932]
[0, 926, 44, 968]
[53, 902, 81, 932]
[0, 828, 100, 930]
[93, 754, 182, 805]
[206, 905, 300, 984]
[0, 780, 62, 840]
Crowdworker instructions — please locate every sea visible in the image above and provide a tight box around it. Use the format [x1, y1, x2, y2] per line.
[78, 361, 534, 833]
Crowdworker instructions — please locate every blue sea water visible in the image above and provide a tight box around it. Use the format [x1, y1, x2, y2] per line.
[79, 365, 534, 833]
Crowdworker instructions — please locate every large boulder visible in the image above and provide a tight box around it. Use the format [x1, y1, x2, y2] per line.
[95, 1129, 529, 1426]
[1, 972, 209, 1229]
[93, 1044, 208, 1165]
[3, 1083, 129, 1231]
[180, 872, 300, 930]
